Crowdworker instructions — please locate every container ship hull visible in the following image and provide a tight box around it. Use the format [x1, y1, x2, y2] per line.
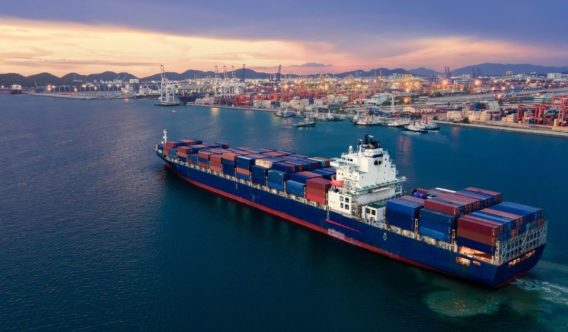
[159, 154, 544, 288]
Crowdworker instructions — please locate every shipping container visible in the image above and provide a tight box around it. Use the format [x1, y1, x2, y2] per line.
[290, 171, 321, 184]
[222, 163, 234, 175]
[457, 236, 496, 254]
[419, 226, 451, 242]
[286, 180, 305, 197]
[400, 195, 425, 206]
[164, 141, 181, 148]
[424, 199, 463, 217]
[491, 202, 543, 223]
[307, 157, 331, 168]
[464, 187, 502, 203]
[386, 199, 422, 231]
[271, 162, 296, 173]
[267, 170, 288, 191]
[419, 209, 456, 233]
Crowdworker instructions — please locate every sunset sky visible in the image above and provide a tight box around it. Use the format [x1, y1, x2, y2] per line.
[1, 0, 567, 76]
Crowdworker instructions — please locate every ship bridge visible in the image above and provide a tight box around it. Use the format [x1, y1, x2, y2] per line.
[328, 135, 405, 216]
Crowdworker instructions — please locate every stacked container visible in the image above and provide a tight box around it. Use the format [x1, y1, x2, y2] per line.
[209, 154, 223, 173]
[385, 198, 422, 231]
[305, 178, 331, 204]
[198, 150, 219, 169]
[465, 187, 503, 203]
[457, 214, 502, 254]
[251, 165, 268, 185]
[271, 161, 296, 173]
[286, 180, 305, 197]
[418, 209, 455, 242]
[268, 170, 288, 191]
[255, 158, 283, 169]
[308, 157, 331, 168]
[289, 171, 321, 184]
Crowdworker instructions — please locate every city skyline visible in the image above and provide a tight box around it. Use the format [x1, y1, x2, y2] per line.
[1, 0, 567, 76]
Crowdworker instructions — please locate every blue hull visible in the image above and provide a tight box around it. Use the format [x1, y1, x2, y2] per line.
[160, 154, 544, 288]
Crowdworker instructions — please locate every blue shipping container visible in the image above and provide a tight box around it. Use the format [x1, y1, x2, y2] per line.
[286, 180, 305, 197]
[419, 226, 451, 242]
[456, 236, 495, 254]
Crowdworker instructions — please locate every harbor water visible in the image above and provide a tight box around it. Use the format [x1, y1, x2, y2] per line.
[1, 95, 567, 331]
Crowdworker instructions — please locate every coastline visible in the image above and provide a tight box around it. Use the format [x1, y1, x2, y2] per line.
[185, 103, 276, 113]
[435, 120, 568, 138]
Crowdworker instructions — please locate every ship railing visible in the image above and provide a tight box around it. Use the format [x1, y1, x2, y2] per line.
[493, 221, 547, 265]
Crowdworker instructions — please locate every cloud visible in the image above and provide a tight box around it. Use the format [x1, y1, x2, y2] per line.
[1, 18, 568, 76]
[293, 62, 331, 68]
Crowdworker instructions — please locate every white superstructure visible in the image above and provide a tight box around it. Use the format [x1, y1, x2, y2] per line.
[328, 135, 405, 218]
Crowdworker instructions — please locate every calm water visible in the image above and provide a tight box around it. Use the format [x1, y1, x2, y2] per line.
[1, 95, 567, 331]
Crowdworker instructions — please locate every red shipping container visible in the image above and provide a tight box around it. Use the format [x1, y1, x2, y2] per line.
[465, 187, 502, 202]
[424, 199, 461, 217]
[162, 146, 171, 156]
[199, 162, 209, 169]
[306, 192, 326, 205]
[210, 165, 222, 173]
[458, 216, 502, 237]
[210, 154, 223, 167]
[416, 188, 430, 194]
[222, 151, 247, 162]
[306, 178, 332, 190]
[164, 141, 179, 148]
[236, 168, 251, 176]
[457, 228, 497, 246]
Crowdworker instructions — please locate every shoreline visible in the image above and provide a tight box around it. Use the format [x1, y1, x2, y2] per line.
[185, 103, 276, 113]
[435, 120, 568, 138]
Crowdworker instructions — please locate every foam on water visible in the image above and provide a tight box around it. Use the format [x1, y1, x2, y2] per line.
[513, 278, 568, 306]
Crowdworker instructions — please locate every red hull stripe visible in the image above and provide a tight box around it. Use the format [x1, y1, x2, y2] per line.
[324, 218, 361, 233]
[165, 163, 529, 288]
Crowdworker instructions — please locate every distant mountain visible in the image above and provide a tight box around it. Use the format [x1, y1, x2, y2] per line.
[452, 63, 568, 76]
[0, 73, 26, 87]
[334, 67, 409, 78]
[4, 63, 568, 87]
[60, 71, 136, 84]
[409, 67, 439, 77]
[142, 68, 273, 81]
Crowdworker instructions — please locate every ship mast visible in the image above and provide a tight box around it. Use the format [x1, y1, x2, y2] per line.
[161, 129, 168, 144]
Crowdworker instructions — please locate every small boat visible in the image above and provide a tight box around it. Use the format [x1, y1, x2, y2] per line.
[294, 117, 316, 128]
[423, 122, 440, 131]
[386, 118, 411, 127]
[156, 99, 181, 106]
[275, 108, 296, 118]
[404, 122, 428, 133]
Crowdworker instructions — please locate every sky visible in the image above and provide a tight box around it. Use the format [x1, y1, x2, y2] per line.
[1, 0, 567, 76]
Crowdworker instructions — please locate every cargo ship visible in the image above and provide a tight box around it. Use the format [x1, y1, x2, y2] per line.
[154, 132, 547, 287]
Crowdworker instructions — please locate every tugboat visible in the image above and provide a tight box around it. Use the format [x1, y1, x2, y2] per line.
[386, 118, 411, 127]
[275, 108, 296, 118]
[423, 121, 441, 131]
[293, 116, 316, 128]
[404, 122, 428, 133]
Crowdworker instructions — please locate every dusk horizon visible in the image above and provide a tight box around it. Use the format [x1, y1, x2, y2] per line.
[2, 1, 567, 76]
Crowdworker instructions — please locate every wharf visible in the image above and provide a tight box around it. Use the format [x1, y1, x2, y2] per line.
[435, 120, 568, 138]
